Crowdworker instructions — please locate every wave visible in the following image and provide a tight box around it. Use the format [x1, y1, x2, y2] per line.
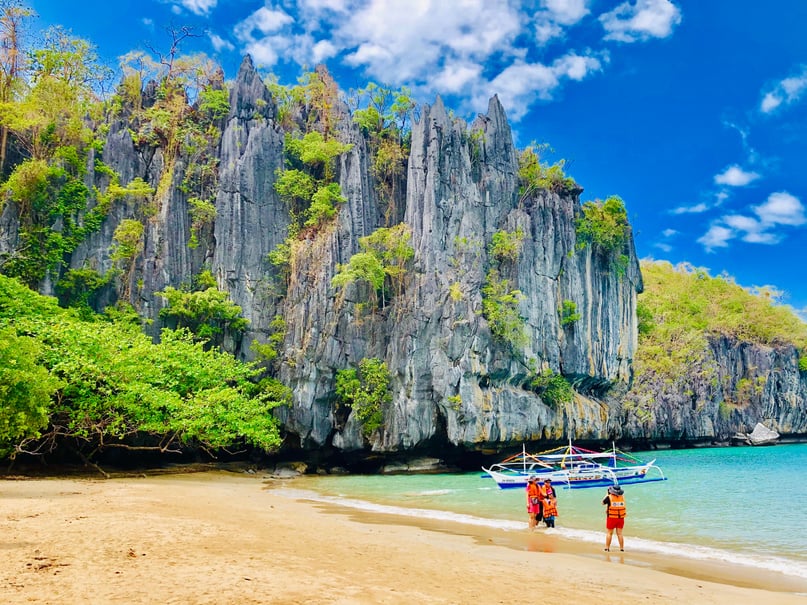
[274, 486, 807, 580]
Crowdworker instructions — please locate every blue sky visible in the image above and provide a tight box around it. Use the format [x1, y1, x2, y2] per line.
[30, 0, 807, 317]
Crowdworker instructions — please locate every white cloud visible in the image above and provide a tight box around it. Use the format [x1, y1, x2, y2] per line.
[209, 33, 234, 52]
[753, 191, 806, 226]
[485, 53, 602, 120]
[654, 242, 672, 252]
[600, 0, 682, 43]
[698, 225, 734, 251]
[661, 228, 677, 237]
[533, 0, 590, 44]
[227, 0, 670, 121]
[697, 192, 805, 252]
[713, 164, 760, 187]
[542, 0, 590, 25]
[671, 202, 708, 214]
[173, 0, 217, 16]
[432, 62, 484, 95]
[760, 65, 807, 114]
[235, 7, 294, 41]
[311, 40, 339, 63]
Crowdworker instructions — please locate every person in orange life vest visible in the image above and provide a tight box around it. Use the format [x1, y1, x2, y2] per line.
[602, 485, 626, 551]
[525, 476, 544, 529]
[542, 494, 558, 528]
[542, 478, 557, 499]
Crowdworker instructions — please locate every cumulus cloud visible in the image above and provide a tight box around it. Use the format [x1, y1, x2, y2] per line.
[227, 0, 674, 120]
[172, 0, 217, 16]
[697, 225, 734, 251]
[753, 191, 806, 226]
[698, 191, 805, 252]
[600, 0, 682, 43]
[760, 65, 807, 114]
[713, 164, 760, 187]
[209, 33, 234, 52]
[533, 0, 590, 44]
[486, 53, 603, 120]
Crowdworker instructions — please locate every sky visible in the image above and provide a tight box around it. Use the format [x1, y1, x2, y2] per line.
[29, 0, 807, 318]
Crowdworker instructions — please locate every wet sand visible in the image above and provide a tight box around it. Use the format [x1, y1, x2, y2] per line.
[1, 471, 805, 604]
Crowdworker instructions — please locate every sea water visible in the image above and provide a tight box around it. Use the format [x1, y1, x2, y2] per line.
[275, 443, 807, 580]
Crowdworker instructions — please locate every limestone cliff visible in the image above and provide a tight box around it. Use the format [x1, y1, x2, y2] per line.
[3, 55, 803, 459]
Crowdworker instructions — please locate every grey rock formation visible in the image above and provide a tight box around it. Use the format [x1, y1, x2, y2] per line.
[3, 56, 802, 459]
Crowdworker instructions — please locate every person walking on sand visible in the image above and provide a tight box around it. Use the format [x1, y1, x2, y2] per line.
[526, 476, 543, 530]
[602, 485, 626, 551]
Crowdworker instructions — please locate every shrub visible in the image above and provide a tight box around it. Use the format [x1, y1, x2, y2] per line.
[576, 195, 629, 253]
[335, 357, 392, 436]
[560, 300, 581, 326]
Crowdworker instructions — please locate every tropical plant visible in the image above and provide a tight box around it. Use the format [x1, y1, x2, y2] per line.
[334, 357, 392, 436]
[575, 195, 629, 253]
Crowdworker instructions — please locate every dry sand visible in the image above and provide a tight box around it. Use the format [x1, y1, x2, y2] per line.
[1, 470, 805, 604]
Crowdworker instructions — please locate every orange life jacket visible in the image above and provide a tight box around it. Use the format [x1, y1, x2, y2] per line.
[543, 498, 557, 517]
[607, 494, 626, 519]
[527, 483, 542, 504]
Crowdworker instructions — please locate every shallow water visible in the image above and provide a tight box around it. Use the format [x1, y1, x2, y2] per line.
[288, 443, 807, 580]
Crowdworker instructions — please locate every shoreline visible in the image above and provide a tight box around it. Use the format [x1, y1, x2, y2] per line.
[2, 471, 806, 604]
[287, 485, 807, 597]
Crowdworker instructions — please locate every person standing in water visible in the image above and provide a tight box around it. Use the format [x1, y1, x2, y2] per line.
[542, 493, 558, 528]
[525, 476, 543, 529]
[602, 485, 626, 551]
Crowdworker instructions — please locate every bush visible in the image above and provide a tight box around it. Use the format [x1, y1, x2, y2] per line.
[576, 195, 629, 253]
[335, 357, 392, 436]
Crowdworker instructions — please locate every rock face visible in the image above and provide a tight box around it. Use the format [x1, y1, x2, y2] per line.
[619, 335, 807, 443]
[2, 57, 804, 457]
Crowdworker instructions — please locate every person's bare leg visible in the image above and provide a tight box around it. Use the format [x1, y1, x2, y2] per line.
[605, 528, 613, 551]
[616, 527, 624, 550]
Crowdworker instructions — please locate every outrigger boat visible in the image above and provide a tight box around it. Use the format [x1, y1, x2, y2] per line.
[481, 442, 666, 490]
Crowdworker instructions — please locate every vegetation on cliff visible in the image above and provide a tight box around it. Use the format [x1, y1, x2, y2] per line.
[633, 260, 807, 383]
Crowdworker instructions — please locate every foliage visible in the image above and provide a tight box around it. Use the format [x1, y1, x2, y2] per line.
[0, 327, 63, 456]
[157, 270, 248, 345]
[481, 268, 527, 348]
[350, 82, 414, 220]
[633, 261, 807, 386]
[334, 357, 392, 436]
[560, 299, 581, 326]
[576, 195, 629, 253]
[517, 142, 577, 197]
[305, 181, 345, 227]
[55, 267, 109, 314]
[110, 219, 144, 264]
[489, 228, 524, 264]
[250, 315, 286, 364]
[530, 369, 574, 409]
[0, 274, 286, 459]
[275, 130, 352, 231]
[331, 223, 414, 308]
[197, 87, 230, 121]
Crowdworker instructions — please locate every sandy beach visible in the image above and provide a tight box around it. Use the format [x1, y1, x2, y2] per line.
[1, 470, 805, 605]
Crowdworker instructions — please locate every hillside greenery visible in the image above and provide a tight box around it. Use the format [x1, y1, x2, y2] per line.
[634, 260, 807, 382]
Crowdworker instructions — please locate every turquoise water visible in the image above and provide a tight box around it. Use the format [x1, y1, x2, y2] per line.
[277, 443, 807, 579]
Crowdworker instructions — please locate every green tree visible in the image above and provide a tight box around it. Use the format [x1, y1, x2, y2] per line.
[0, 273, 286, 460]
[0, 327, 62, 456]
[157, 270, 248, 346]
[481, 268, 527, 348]
[332, 224, 414, 308]
[335, 357, 392, 436]
[576, 195, 629, 253]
